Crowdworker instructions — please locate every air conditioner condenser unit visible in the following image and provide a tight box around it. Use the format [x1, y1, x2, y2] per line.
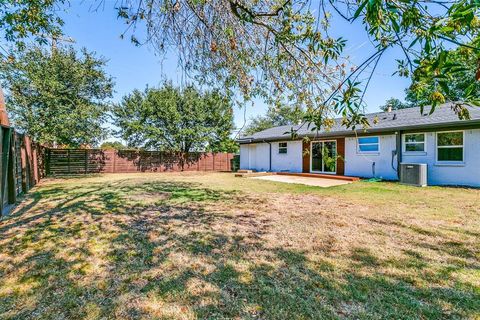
[400, 163, 427, 187]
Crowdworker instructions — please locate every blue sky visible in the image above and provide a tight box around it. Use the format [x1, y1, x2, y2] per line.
[60, 1, 411, 133]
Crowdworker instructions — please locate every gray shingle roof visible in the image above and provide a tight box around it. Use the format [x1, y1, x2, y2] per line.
[238, 103, 480, 143]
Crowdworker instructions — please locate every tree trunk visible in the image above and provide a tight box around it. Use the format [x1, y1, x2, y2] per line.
[179, 149, 187, 171]
[0, 85, 10, 126]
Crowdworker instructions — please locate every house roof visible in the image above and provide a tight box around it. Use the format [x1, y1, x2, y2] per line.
[238, 103, 480, 143]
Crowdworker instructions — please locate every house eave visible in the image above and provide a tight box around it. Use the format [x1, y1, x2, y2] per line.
[238, 120, 480, 144]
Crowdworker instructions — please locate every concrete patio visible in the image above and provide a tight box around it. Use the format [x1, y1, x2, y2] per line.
[250, 174, 353, 187]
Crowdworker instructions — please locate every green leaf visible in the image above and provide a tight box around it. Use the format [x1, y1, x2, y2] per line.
[390, 17, 400, 33]
[437, 51, 448, 68]
[353, 0, 369, 20]
[437, 81, 450, 94]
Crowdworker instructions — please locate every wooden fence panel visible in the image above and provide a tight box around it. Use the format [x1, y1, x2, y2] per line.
[0, 128, 46, 216]
[46, 149, 234, 175]
[0, 131, 233, 216]
[14, 133, 23, 196]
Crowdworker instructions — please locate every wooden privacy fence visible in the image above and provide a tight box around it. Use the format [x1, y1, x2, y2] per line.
[46, 149, 234, 175]
[0, 133, 233, 216]
[0, 126, 46, 216]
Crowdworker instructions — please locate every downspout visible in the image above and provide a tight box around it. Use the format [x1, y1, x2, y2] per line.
[396, 131, 402, 180]
[262, 140, 272, 172]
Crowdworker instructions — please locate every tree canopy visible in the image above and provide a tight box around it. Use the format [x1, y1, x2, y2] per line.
[112, 84, 237, 153]
[2, 0, 479, 137]
[406, 36, 480, 114]
[379, 35, 480, 114]
[379, 98, 412, 112]
[0, 0, 65, 47]
[116, 0, 480, 131]
[0, 0, 68, 127]
[100, 141, 127, 150]
[244, 105, 305, 135]
[0, 46, 114, 147]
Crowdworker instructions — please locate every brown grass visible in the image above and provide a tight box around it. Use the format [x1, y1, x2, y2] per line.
[0, 172, 479, 319]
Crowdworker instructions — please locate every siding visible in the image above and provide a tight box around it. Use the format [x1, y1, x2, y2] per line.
[239, 141, 302, 172]
[239, 144, 250, 170]
[271, 140, 302, 172]
[240, 128, 480, 186]
[344, 134, 398, 180]
[402, 129, 480, 187]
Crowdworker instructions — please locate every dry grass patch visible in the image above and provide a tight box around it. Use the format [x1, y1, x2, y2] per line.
[0, 172, 479, 319]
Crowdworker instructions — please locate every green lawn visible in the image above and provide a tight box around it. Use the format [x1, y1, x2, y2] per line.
[0, 172, 479, 319]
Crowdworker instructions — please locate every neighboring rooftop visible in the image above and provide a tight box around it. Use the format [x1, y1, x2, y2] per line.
[238, 103, 480, 143]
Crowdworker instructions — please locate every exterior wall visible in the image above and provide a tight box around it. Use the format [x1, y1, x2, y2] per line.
[401, 129, 480, 187]
[271, 140, 303, 172]
[240, 128, 480, 186]
[239, 141, 303, 172]
[255, 143, 271, 171]
[344, 134, 398, 180]
[239, 144, 251, 170]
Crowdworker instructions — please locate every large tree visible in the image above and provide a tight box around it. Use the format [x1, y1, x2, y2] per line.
[405, 37, 480, 115]
[379, 36, 480, 114]
[100, 141, 127, 150]
[0, 46, 114, 147]
[0, 0, 66, 125]
[244, 105, 305, 135]
[116, 0, 480, 131]
[379, 98, 412, 112]
[112, 84, 236, 153]
[0, 0, 64, 46]
[3, 1, 479, 133]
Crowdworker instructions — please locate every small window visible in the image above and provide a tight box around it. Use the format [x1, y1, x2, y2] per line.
[278, 142, 288, 154]
[437, 131, 463, 162]
[358, 136, 379, 153]
[404, 133, 425, 152]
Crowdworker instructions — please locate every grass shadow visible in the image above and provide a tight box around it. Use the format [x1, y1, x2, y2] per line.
[0, 176, 479, 319]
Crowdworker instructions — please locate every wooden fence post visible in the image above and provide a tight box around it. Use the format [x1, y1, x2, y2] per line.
[8, 131, 16, 204]
[84, 149, 88, 174]
[0, 128, 12, 214]
[112, 150, 116, 173]
[46, 148, 51, 176]
[161, 151, 163, 171]
[67, 149, 71, 174]
[20, 135, 27, 192]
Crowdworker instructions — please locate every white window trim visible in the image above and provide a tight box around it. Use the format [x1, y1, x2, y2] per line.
[278, 142, 288, 154]
[357, 136, 380, 154]
[403, 133, 427, 154]
[435, 130, 465, 164]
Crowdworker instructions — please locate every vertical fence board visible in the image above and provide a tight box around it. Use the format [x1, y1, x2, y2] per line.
[0, 132, 233, 216]
[46, 149, 234, 175]
[0, 126, 47, 216]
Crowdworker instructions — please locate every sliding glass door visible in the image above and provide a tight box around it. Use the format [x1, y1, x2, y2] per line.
[311, 141, 337, 174]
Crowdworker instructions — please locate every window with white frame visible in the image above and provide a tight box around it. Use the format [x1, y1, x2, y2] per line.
[278, 142, 288, 154]
[437, 131, 464, 162]
[404, 133, 425, 152]
[357, 136, 379, 153]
